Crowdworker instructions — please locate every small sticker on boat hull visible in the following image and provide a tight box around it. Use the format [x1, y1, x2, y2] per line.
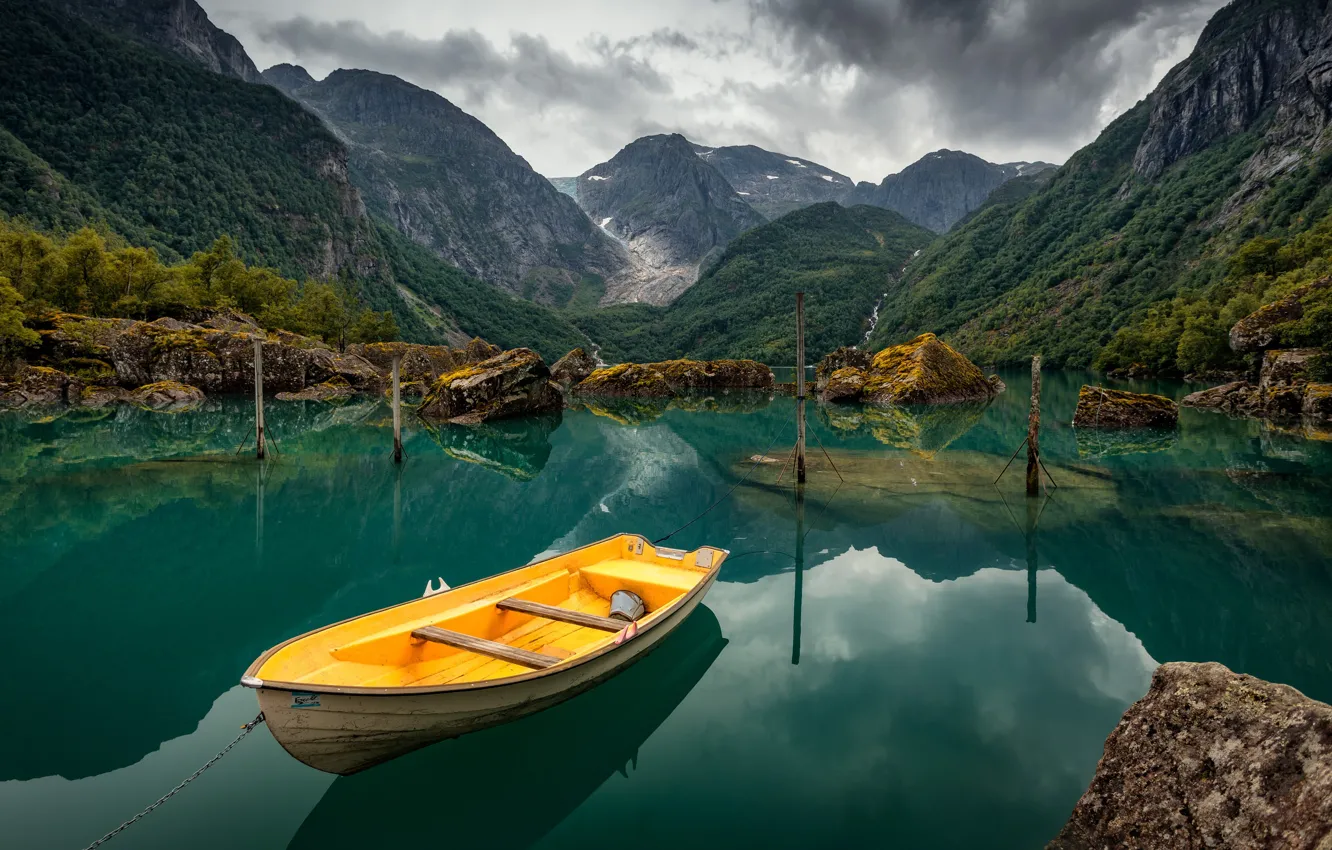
[291, 692, 321, 709]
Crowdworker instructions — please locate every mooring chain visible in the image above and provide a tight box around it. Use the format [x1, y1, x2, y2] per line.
[82, 712, 265, 850]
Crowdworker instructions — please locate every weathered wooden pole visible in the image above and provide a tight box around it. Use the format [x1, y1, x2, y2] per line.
[255, 464, 265, 560]
[1025, 354, 1041, 496]
[792, 483, 805, 666]
[391, 354, 403, 464]
[795, 291, 807, 485]
[253, 337, 266, 461]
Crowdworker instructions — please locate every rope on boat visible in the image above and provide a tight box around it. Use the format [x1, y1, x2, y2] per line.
[81, 712, 265, 850]
[653, 406, 796, 546]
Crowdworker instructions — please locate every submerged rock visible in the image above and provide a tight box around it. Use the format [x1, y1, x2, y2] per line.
[574, 363, 676, 397]
[129, 381, 206, 411]
[417, 348, 563, 424]
[276, 376, 356, 403]
[862, 333, 999, 405]
[551, 347, 598, 386]
[815, 347, 873, 391]
[1048, 662, 1332, 850]
[1072, 386, 1178, 429]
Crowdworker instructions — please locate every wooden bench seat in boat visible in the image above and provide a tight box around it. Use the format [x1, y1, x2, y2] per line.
[410, 626, 561, 670]
[495, 598, 628, 631]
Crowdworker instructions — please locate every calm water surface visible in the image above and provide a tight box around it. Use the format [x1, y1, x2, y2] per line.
[3, 369, 1331, 849]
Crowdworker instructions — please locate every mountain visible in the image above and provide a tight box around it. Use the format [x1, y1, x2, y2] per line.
[690, 143, 855, 219]
[847, 150, 1055, 233]
[573, 203, 936, 363]
[61, 0, 264, 84]
[864, 0, 1332, 373]
[0, 0, 377, 282]
[576, 134, 769, 305]
[0, 0, 596, 359]
[264, 66, 632, 307]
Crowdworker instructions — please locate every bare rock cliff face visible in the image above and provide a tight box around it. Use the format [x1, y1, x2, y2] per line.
[1130, 0, 1327, 181]
[63, 0, 264, 83]
[265, 67, 631, 305]
[1048, 662, 1332, 850]
[577, 134, 768, 305]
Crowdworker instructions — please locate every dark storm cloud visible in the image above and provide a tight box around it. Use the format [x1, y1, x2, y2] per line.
[748, 0, 1219, 142]
[257, 17, 672, 110]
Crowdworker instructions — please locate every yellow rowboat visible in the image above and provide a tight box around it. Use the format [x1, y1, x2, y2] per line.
[242, 534, 726, 775]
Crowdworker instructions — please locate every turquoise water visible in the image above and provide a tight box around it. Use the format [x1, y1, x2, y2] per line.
[3, 369, 1331, 849]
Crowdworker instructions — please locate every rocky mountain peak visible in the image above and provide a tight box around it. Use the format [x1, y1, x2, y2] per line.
[847, 149, 1024, 233]
[691, 141, 855, 219]
[62, 0, 264, 83]
[262, 62, 316, 94]
[1130, 0, 1328, 180]
[577, 133, 768, 304]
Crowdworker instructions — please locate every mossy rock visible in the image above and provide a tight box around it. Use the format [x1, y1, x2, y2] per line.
[1072, 385, 1178, 429]
[574, 363, 676, 397]
[129, 381, 206, 411]
[862, 333, 997, 405]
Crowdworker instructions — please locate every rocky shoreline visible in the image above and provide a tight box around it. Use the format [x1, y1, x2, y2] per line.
[1049, 662, 1332, 849]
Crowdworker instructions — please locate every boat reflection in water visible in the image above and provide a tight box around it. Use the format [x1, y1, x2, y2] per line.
[287, 604, 726, 849]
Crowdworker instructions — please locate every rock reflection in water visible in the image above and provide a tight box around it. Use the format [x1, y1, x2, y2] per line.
[1075, 427, 1178, 458]
[424, 411, 563, 480]
[574, 391, 774, 427]
[820, 402, 987, 457]
[288, 606, 727, 849]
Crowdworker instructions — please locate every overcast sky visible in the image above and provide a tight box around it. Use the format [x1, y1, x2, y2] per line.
[206, 0, 1228, 182]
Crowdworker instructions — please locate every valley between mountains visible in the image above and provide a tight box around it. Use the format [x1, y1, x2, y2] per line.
[3, 0, 1332, 386]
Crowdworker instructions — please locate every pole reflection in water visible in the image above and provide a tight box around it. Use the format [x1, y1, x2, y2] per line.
[792, 486, 805, 666]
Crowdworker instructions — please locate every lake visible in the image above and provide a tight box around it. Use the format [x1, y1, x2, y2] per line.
[3, 368, 1331, 849]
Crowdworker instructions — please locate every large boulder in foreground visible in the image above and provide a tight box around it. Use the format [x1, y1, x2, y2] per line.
[1048, 662, 1332, 850]
[862, 333, 999, 405]
[551, 348, 598, 386]
[417, 348, 562, 425]
[1072, 386, 1178, 429]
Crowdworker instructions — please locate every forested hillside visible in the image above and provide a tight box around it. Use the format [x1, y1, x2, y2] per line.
[0, 0, 376, 281]
[865, 0, 1332, 374]
[573, 203, 935, 363]
[0, 0, 592, 362]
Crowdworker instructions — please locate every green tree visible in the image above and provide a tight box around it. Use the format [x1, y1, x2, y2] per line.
[0, 275, 39, 369]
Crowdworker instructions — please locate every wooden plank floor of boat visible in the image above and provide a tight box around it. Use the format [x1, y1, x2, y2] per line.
[355, 589, 618, 689]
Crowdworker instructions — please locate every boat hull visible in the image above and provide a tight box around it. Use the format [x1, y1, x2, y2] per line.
[257, 568, 717, 775]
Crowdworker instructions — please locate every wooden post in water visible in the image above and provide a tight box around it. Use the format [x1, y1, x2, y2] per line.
[1025, 354, 1041, 496]
[253, 337, 266, 461]
[391, 354, 403, 464]
[795, 291, 807, 485]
